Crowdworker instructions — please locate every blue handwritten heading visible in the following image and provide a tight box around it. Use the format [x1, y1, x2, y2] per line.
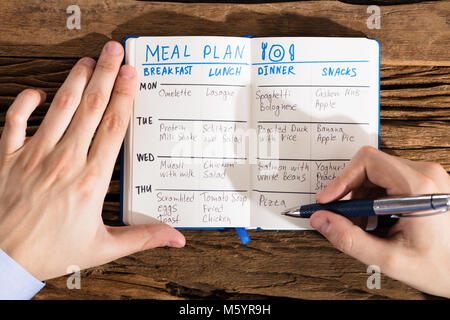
[260, 42, 295, 62]
[140, 40, 368, 79]
[145, 44, 246, 63]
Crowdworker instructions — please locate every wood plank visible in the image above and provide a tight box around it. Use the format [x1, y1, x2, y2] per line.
[381, 65, 450, 86]
[34, 228, 430, 299]
[380, 108, 450, 121]
[380, 86, 450, 109]
[382, 148, 450, 171]
[0, 0, 448, 64]
[180, 1, 443, 3]
[380, 120, 449, 149]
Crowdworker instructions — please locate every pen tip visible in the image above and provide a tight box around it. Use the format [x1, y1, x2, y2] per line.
[281, 206, 301, 217]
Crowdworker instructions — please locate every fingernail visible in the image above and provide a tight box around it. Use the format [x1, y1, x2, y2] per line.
[316, 188, 325, 198]
[316, 187, 328, 202]
[104, 41, 123, 55]
[119, 65, 135, 79]
[311, 215, 330, 235]
[36, 89, 46, 100]
[80, 57, 96, 68]
[167, 238, 185, 248]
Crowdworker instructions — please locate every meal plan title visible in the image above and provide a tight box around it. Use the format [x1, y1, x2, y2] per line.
[142, 43, 248, 77]
[141, 41, 358, 78]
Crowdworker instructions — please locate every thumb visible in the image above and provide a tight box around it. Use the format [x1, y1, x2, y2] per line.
[310, 210, 395, 269]
[103, 223, 185, 261]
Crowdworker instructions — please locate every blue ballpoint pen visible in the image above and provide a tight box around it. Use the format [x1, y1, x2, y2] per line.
[281, 194, 450, 219]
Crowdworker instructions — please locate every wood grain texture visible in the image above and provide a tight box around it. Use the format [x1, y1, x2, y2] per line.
[141, 0, 442, 2]
[0, 0, 448, 300]
[0, 0, 449, 64]
[32, 229, 431, 300]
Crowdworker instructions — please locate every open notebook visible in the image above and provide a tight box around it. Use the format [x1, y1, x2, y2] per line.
[121, 36, 379, 231]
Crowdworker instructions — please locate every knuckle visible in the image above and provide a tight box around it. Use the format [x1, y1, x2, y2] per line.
[70, 63, 89, 78]
[113, 85, 134, 98]
[5, 109, 26, 127]
[85, 91, 105, 112]
[21, 149, 43, 176]
[333, 230, 354, 254]
[402, 181, 415, 195]
[96, 60, 117, 73]
[139, 226, 155, 251]
[85, 164, 101, 181]
[76, 164, 101, 196]
[419, 175, 438, 193]
[55, 147, 73, 168]
[53, 90, 77, 111]
[357, 145, 378, 158]
[425, 162, 446, 176]
[103, 113, 126, 133]
[42, 148, 73, 186]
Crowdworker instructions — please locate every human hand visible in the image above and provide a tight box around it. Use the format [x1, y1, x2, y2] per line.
[310, 146, 450, 297]
[0, 41, 185, 281]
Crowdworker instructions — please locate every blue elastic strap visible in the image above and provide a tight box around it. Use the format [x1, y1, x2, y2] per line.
[235, 228, 250, 245]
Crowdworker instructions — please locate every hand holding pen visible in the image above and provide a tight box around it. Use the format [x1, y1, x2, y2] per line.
[282, 194, 450, 219]
[301, 146, 450, 298]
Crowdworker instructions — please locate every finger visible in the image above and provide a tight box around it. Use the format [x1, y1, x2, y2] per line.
[33, 57, 95, 148]
[310, 210, 402, 274]
[0, 89, 46, 154]
[396, 157, 450, 191]
[63, 41, 124, 153]
[88, 65, 137, 177]
[316, 146, 422, 204]
[102, 223, 186, 261]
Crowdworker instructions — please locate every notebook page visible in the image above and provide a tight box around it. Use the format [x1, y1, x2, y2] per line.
[250, 37, 379, 229]
[125, 36, 252, 227]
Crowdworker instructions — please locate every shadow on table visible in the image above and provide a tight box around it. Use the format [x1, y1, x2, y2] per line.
[0, 8, 367, 58]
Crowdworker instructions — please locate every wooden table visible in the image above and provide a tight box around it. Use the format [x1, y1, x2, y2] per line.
[0, 0, 448, 299]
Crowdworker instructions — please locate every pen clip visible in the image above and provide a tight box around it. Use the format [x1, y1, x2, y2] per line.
[376, 194, 450, 218]
[390, 207, 449, 219]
